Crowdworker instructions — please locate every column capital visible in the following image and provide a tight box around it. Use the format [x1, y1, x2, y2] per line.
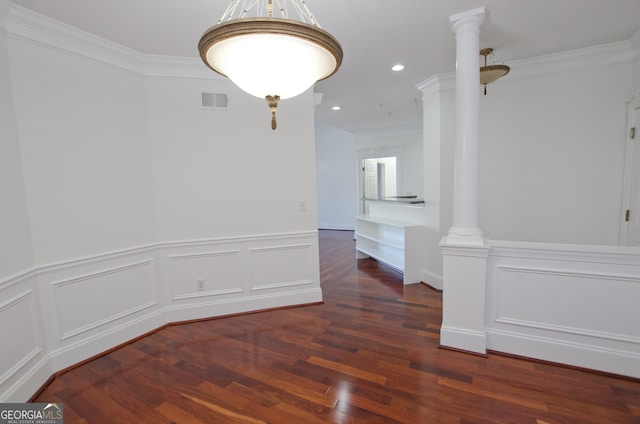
[449, 7, 485, 32]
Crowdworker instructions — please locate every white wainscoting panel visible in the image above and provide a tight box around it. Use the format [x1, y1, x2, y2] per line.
[486, 241, 640, 378]
[0, 231, 322, 401]
[0, 291, 41, 387]
[249, 243, 314, 291]
[169, 250, 243, 300]
[163, 233, 322, 323]
[0, 271, 52, 403]
[495, 266, 640, 342]
[53, 259, 157, 340]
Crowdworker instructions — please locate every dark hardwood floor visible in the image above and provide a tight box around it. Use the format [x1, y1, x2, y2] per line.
[34, 230, 640, 423]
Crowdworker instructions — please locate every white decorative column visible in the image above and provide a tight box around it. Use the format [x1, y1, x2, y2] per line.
[446, 7, 484, 246]
[439, 7, 490, 355]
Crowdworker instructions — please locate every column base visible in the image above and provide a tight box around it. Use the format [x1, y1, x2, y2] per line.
[444, 226, 484, 246]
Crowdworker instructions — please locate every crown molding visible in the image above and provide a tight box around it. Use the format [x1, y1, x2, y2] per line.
[416, 73, 455, 96]
[143, 54, 221, 80]
[1, 2, 637, 84]
[1, 2, 223, 80]
[0, 0, 10, 34]
[506, 40, 633, 82]
[417, 39, 634, 95]
[3, 3, 143, 72]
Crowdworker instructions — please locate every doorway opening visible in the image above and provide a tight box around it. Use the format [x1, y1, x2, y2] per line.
[357, 152, 400, 215]
[363, 157, 397, 200]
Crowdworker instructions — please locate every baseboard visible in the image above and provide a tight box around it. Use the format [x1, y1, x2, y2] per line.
[47, 308, 167, 373]
[486, 328, 640, 379]
[420, 268, 442, 290]
[440, 325, 487, 354]
[165, 287, 323, 323]
[317, 223, 355, 231]
[0, 356, 52, 403]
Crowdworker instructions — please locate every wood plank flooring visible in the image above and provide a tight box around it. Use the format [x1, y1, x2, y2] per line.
[34, 230, 640, 423]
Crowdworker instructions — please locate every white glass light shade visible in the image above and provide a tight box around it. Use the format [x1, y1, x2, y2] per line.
[199, 19, 342, 100]
[480, 65, 510, 85]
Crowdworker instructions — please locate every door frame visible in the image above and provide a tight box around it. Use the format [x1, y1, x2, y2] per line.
[355, 148, 402, 216]
[619, 93, 640, 245]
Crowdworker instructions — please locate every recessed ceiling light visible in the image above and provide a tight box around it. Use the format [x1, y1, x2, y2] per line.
[392, 64, 405, 72]
[332, 106, 341, 111]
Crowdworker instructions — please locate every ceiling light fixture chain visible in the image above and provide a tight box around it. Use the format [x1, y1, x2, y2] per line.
[218, 0, 320, 26]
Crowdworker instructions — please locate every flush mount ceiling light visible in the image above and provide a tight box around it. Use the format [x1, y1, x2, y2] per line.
[479, 48, 510, 95]
[198, 0, 343, 130]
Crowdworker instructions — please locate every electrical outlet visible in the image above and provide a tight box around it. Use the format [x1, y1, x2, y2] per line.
[196, 279, 205, 291]
[299, 199, 308, 212]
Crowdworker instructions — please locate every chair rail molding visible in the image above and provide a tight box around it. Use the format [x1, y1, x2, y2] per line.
[0, 231, 321, 402]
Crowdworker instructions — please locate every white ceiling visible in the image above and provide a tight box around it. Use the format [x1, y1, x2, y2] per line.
[9, 0, 640, 135]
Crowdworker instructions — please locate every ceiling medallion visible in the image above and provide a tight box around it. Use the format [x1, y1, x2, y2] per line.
[199, 0, 343, 130]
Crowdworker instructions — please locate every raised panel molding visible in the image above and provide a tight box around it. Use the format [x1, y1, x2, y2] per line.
[0, 268, 36, 291]
[169, 250, 244, 301]
[487, 243, 640, 377]
[52, 259, 157, 340]
[0, 291, 42, 387]
[248, 243, 314, 291]
[495, 265, 640, 344]
[0, 231, 321, 401]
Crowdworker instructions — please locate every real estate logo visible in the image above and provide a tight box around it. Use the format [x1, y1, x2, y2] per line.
[0, 403, 63, 424]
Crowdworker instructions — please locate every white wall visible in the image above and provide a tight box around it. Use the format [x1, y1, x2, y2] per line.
[0, 30, 34, 277]
[419, 44, 636, 287]
[0, 4, 322, 402]
[314, 124, 423, 231]
[148, 78, 319, 241]
[632, 30, 640, 90]
[429, 42, 640, 374]
[8, 39, 157, 264]
[315, 122, 357, 230]
[479, 62, 632, 245]
[420, 84, 456, 286]
[0, 26, 50, 404]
